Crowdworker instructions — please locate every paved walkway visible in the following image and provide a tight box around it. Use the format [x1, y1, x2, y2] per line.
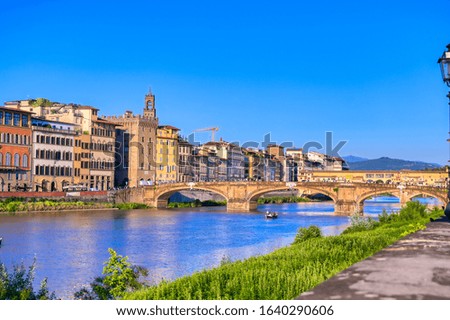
[297, 216, 450, 299]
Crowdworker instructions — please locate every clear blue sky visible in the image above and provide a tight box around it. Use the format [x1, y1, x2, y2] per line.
[1, 0, 449, 163]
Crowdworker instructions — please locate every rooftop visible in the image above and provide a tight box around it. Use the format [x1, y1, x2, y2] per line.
[0, 106, 35, 114]
[158, 125, 180, 131]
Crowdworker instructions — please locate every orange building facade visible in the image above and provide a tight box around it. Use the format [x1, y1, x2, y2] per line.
[0, 106, 33, 191]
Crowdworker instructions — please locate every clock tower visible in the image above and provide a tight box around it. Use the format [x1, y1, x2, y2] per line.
[144, 89, 156, 119]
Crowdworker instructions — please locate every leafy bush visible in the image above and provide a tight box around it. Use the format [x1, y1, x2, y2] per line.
[0, 259, 55, 300]
[342, 214, 378, 234]
[74, 249, 148, 300]
[377, 201, 432, 225]
[378, 209, 391, 224]
[293, 225, 322, 244]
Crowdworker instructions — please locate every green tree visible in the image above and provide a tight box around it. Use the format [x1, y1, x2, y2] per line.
[0, 259, 55, 300]
[30, 98, 53, 108]
[74, 248, 148, 300]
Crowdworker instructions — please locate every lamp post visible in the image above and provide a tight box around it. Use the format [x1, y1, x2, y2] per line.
[438, 44, 450, 218]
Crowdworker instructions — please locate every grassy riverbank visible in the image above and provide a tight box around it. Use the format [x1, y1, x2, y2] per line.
[167, 200, 227, 208]
[124, 202, 442, 300]
[0, 198, 149, 213]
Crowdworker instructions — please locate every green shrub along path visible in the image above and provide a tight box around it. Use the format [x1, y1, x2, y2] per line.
[124, 202, 443, 300]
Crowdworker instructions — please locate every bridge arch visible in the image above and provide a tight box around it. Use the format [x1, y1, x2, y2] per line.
[357, 189, 401, 204]
[406, 191, 447, 205]
[154, 185, 228, 208]
[246, 186, 337, 211]
[356, 187, 447, 211]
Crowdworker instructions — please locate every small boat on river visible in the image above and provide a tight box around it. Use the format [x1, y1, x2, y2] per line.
[265, 211, 278, 219]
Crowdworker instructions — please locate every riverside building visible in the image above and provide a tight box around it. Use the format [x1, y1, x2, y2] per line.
[10, 99, 117, 190]
[0, 105, 33, 192]
[31, 118, 78, 191]
[157, 125, 180, 183]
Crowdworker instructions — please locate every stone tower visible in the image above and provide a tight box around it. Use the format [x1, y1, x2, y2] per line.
[105, 91, 159, 187]
[144, 90, 156, 119]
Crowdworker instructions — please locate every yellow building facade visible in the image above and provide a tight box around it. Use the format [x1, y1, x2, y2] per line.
[307, 170, 447, 187]
[156, 125, 180, 183]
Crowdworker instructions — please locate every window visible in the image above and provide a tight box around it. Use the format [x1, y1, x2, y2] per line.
[5, 153, 11, 166]
[14, 153, 20, 167]
[0, 111, 3, 124]
[13, 113, 20, 126]
[22, 114, 28, 127]
[0, 153, 2, 165]
[4, 112, 12, 125]
[22, 154, 28, 168]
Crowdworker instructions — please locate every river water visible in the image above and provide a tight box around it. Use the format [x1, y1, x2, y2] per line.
[0, 196, 440, 299]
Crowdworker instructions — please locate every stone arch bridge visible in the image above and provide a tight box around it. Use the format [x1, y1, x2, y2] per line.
[117, 182, 448, 215]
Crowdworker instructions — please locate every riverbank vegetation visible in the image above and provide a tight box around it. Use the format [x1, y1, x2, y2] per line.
[113, 203, 149, 210]
[0, 198, 149, 213]
[167, 199, 227, 208]
[74, 249, 148, 300]
[0, 198, 113, 213]
[123, 202, 442, 300]
[257, 196, 311, 204]
[0, 259, 55, 300]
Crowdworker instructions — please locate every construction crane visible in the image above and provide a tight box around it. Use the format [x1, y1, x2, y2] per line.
[194, 127, 219, 142]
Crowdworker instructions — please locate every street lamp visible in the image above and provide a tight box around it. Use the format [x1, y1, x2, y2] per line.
[438, 43, 450, 218]
[438, 44, 450, 85]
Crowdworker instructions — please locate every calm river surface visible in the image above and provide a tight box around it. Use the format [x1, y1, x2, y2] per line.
[0, 197, 439, 298]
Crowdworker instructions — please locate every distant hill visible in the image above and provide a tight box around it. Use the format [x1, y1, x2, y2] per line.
[343, 155, 369, 163]
[347, 157, 442, 171]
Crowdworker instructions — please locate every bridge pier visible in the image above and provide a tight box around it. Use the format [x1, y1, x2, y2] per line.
[154, 199, 168, 209]
[334, 185, 362, 216]
[334, 200, 362, 216]
[399, 193, 409, 206]
[227, 199, 255, 212]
